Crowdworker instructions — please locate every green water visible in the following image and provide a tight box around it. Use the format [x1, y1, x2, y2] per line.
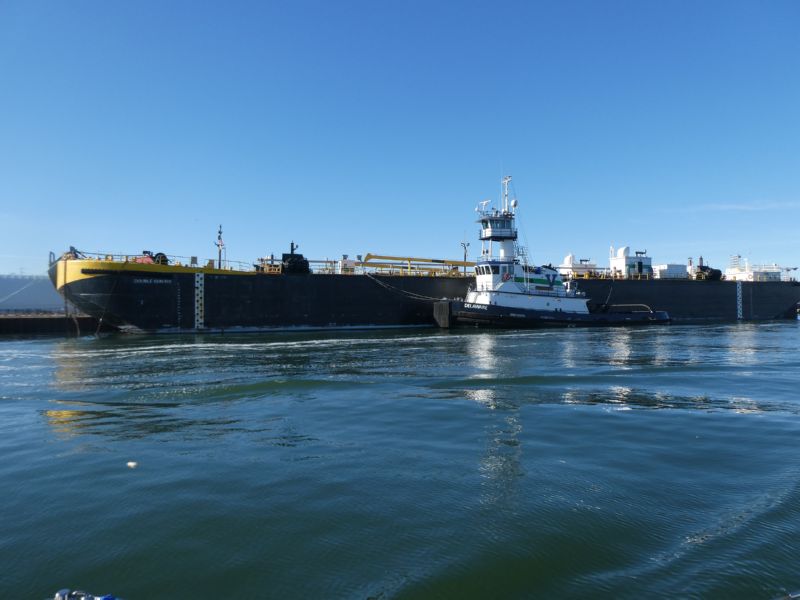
[2, 323, 800, 598]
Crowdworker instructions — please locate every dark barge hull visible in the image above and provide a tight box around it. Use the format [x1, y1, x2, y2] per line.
[438, 301, 670, 328]
[50, 262, 470, 332]
[49, 258, 800, 333]
[573, 279, 800, 321]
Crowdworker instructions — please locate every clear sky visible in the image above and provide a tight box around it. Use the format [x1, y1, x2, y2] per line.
[1, 0, 798, 275]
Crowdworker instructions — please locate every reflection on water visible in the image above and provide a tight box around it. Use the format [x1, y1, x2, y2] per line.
[559, 331, 580, 370]
[45, 336, 330, 443]
[608, 385, 633, 405]
[651, 328, 670, 367]
[607, 328, 633, 368]
[479, 409, 524, 508]
[467, 332, 500, 379]
[464, 333, 525, 505]
[465, 332, 500, 408]
[3, 323, 800, 598]
[42, 400, 259, 441]
[725, 323, 759, 365]
[464, 387, 497, 407]
[44, 408, 86, 436]
[561, 389, 581, 405]
[36, 323, 800, 446]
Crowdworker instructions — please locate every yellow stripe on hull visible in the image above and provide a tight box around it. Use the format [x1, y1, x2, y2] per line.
[53, 258, 256, 291]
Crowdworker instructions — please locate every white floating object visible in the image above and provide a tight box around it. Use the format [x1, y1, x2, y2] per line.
[127, 461, 138, 469]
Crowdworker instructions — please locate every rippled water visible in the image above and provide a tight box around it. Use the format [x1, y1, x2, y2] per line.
[2, 323, 800, 599]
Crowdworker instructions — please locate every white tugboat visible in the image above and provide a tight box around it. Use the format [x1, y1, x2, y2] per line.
[435, 176, 670, 328]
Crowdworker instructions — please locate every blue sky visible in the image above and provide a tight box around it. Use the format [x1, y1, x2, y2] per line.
[1, 0, 798, 275]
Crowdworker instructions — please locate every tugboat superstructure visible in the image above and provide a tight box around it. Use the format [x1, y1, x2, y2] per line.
[466, 176, 589, 314]
[438, 176, 671, 328]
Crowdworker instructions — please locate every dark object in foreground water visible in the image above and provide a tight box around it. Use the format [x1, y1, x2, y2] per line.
[52, 589, 120, 600]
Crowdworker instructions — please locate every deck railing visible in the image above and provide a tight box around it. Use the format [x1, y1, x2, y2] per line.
[56, 250, 475, 277]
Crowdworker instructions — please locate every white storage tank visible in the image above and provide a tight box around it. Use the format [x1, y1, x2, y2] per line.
[653, 264, 689, 279]
[609, 246, 653, 278]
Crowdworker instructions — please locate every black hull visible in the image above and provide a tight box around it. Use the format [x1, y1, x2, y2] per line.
[51, 259, 800, 334]
[572, 279, 800, 321]
[445, 301, 670, 328]
[58, 269, 470, 332]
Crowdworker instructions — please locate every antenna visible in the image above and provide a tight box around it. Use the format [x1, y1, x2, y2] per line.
[502, 175, 512, 212]
[216, 225, 225, 269]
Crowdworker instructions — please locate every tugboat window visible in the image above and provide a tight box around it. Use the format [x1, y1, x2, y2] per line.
[491, 265, 499, 274]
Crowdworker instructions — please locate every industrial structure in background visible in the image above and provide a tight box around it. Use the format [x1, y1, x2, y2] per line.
[0, 274, 65, 312]
[0, 274, 110, 335]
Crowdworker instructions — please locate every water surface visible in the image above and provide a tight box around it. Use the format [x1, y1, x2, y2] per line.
[2, 323, 799, 598]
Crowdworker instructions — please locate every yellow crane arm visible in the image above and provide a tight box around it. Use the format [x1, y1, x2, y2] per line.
[362, 253, 475, 267]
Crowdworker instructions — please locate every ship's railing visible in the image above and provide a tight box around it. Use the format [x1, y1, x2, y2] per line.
[296, 259, 470, 276]
[356, 263, 467, 277]
[560, 269, 659, 281]
[476, 256, 520, 264]
[512, 286, 584, 298]
[60, 250, 257, 272]
[564, 269, 798, 283]
[560, 269, 608, 279]
[57, 250, 476, 277]
[355, 254, 474, 277]
[751, 264, 783, 272]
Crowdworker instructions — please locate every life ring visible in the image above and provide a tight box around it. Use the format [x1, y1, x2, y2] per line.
[502, 272, 511, 282]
